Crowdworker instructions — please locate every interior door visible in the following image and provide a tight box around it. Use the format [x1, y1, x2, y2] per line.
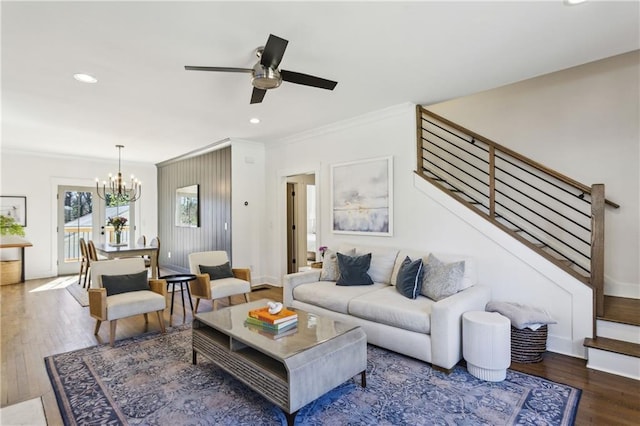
[286, 183, 297, 274]
[57, 186, 102, 275]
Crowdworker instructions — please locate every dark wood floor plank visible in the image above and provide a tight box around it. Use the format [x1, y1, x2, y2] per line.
[1, 276, 638, 425]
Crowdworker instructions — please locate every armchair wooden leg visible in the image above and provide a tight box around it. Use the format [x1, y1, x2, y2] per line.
[244, 293, 251, 303]
[156, 311, 166, 333]
[143, 313, 149, 324]
[213, 299, 220, 311]
[110, 320, 117, 347]
[194, 298, 200, 313]
[94, 320, 102, 335]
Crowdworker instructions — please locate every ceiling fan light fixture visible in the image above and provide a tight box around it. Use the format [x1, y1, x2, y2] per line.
[251, 64, 281, 90]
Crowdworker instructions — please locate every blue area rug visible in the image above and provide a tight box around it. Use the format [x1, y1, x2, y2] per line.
[45, 327, 580, 425]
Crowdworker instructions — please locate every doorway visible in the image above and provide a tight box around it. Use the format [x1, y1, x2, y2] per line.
[285, 173, 316, 273]
[57, 186, 101, 275]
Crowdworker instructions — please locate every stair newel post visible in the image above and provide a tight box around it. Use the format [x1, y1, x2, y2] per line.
[416, 105, 424, 174]
[489, 145, 496, 219]
[590, 184, 605, 326]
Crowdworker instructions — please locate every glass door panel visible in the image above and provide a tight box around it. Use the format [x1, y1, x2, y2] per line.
[57, 186, 100, 275]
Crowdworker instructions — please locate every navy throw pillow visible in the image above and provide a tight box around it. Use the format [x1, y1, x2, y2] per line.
[102, 270, 150, 296]
[200, 262, 234, 280]
[336, 252, 373, 286]
[396, 256, 424, 299]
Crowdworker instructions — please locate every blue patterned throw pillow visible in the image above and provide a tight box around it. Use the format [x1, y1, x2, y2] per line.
[336, 252, 373, 286]
[421, 254, 465, 301]
[396, 256, 424, 299]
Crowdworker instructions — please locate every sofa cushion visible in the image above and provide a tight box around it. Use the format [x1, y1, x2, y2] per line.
[336, 253, 373, 286]
[102, 270, 150, 296]
[390, 250, 476, 290]
[353, 246, 399, 284]
[319, 248, 355, 281]
[293, 281, 388, 314]
[348, 286, 433, 334]
[421, 254, 465, 301]
[395, 256, 424, 299]
[199, 262, 234, 280]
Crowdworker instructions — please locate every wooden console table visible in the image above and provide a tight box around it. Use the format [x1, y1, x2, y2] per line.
[0, 240, 33, 284]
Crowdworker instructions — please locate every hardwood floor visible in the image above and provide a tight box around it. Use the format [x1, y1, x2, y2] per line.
[1, 277, 639, 425]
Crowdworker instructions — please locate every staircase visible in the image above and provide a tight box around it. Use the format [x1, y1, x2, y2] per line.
[584, 296, 640, 379]
[416, 105, 639, 379]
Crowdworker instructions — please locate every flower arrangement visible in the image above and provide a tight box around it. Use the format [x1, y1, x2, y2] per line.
[318, 246, 328, 259]
[107, 216, 127, 232]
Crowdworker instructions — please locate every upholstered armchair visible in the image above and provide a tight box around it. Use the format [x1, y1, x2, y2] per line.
[188, 251, 252, 312]
[89, 257, 167, 346]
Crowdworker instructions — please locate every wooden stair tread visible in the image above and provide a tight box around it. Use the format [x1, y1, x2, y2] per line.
[599, 296, 640, 327]
[584, 337, 640, 358]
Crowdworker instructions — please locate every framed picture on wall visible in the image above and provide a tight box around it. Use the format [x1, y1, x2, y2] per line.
[331, 156, 393, 236]
[0, 196, 27, 226]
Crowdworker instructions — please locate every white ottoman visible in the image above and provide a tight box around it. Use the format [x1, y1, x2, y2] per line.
[463, 311, 511, 381]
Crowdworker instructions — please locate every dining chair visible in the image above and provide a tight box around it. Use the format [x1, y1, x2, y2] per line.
[78, 238, 90, 288]
[89, 257, 167, 346]
[145, 237, 160, 278]
[188, 251, 251, 312]
[137, 235, 146, 246]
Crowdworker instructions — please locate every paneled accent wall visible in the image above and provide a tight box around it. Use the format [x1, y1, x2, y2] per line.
[157, 147, 232, 272]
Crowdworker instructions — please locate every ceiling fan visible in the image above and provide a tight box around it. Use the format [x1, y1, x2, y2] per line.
[185, 34, 338, 104]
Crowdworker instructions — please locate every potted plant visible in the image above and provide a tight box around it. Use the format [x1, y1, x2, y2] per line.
[1, 214, 26, 238]
[0, 214, 27, 285]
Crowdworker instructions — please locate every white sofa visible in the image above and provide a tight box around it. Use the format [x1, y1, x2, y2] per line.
[283, 245, 491, 371]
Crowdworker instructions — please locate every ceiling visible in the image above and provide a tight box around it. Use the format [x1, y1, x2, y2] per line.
[2, 1, 639, 164]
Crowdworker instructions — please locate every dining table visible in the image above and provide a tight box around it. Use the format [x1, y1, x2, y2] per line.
[94, 242, 159, 279]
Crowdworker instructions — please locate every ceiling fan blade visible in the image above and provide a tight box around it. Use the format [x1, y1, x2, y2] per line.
[281, 70, 338, 90]
[260, 34, 288, 69]
[250, 87, 267, 104]
[184, 66, 252, 73]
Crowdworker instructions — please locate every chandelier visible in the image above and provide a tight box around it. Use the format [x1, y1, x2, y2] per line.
[96, 145, 141, 203]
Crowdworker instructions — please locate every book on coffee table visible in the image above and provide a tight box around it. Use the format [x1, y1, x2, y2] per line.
[245, 321, 298, 339]
[248, 306, 298, 324]
[245, 316, 298, 331]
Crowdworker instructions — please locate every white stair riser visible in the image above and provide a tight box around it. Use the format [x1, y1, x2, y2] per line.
[586, 348, 640, 380]
[597, 320, 640, 344]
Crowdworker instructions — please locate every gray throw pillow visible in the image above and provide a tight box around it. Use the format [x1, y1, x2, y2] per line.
[102, 270, 150, 297]
[421, 254, 465, 301]
[336, 252, 373, 286]
[200, 262, 234, 280]
[396, 256, 424, 299]
[319, 248, 355, 281]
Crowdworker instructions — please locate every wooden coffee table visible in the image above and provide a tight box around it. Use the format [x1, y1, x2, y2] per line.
[192, 299, 367, 425]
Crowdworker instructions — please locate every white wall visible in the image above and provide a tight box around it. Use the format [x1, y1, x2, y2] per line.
[0, 150, 157, 279]
[230, 139, 266, 285]
[428, 50, 640, 298]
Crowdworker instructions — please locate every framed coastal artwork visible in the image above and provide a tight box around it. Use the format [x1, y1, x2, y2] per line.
[0, 196, 27, 226]
[331, 156, 393, 236]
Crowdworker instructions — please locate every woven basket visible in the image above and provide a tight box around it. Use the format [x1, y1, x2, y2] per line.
[510, 325, 547, 363]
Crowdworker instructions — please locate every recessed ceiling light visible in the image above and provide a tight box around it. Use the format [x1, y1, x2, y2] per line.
[564, 0, 587, 5]
[249, 118, 260, 124]
[73, 73, 98, 83]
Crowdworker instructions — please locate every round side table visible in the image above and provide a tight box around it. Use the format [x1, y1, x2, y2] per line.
[161, 274, 196, 326]
[463, 311, 511, 382]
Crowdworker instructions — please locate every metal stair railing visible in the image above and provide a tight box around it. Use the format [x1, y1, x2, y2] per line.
[415, 105, 618, 322]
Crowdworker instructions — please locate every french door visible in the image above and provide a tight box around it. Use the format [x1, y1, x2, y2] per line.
[57, 186, 103, 275]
